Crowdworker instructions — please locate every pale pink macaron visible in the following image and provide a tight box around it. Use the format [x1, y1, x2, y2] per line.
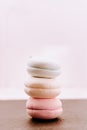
[26, 97, 63, 119]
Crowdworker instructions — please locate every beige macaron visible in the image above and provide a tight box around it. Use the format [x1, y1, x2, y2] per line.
[25, 77, 61, 89]
[24, 87, 61, 98]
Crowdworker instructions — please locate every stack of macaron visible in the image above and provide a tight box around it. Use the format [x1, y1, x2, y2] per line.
[24, 56, 63, 119]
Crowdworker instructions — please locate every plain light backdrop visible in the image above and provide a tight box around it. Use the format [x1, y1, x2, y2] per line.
[0, 0, 87, 99]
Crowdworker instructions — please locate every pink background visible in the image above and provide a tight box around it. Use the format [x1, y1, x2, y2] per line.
[0, 0, 87, 99]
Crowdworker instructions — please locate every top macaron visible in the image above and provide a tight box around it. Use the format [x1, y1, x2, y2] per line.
[27, 56, 60, 78]
[27, 56, 60, 70]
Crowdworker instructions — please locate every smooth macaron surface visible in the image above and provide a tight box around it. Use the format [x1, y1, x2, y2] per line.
[26, 97, 63, 119]
[24, 87, 61, 98]
[26, 108, 63, 119]
[25, 77, 60, 89]
[26, 97, 62, 110]
[27, 67, 60, 78]
[27, 56, 60, 70]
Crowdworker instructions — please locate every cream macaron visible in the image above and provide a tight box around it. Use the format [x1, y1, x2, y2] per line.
[24, 87, 61, 98]
[24, 77, 61, 98]
[25, 77, 61, 89]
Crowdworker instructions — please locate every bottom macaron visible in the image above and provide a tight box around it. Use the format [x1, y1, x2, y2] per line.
[26, 108, 63, 119]
[26, 97, 63, 119]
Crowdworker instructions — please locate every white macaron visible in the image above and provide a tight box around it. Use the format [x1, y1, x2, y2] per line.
[27, 56, 60, 70]
[27, 67, 60, 78]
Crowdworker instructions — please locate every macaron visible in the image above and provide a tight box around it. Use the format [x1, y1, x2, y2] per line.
[25, 77, 60, 89]
[26, 97, 63, 119]
[27, 56, 60, 70]
[27, 67, 60, 78]
[24, 87, 61, 98]
[26, 97, 62, 110]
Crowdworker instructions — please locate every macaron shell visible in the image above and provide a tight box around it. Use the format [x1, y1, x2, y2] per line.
[26, 108, 63, 119]
[27, 67, 60, 78]
[26, 97, 62, 110]
[24, 87, 61, 98]
[25, 77, 60, 89]
[28, 57, 60, 70]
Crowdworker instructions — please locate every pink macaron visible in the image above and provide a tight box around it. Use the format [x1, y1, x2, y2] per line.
[26, 97, 63, 119]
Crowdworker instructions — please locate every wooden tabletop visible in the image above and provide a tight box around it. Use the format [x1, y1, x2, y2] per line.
[0, 100, 87, 130]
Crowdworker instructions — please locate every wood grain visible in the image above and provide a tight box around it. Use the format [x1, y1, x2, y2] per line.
[0, 100, 87, 130]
